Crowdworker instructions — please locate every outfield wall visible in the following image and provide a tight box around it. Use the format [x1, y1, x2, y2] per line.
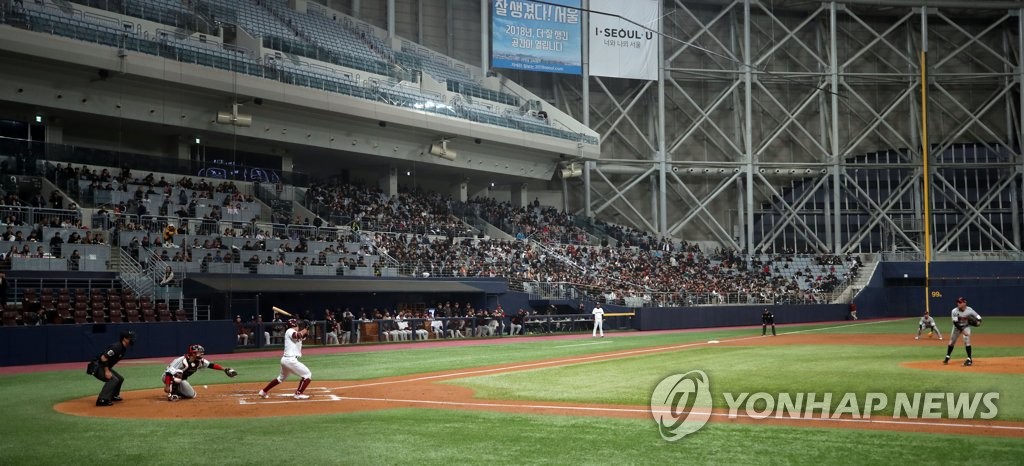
[854, 261, 1024, 318]
[634, 304, 849, 331]
[0, 321, 235, 366]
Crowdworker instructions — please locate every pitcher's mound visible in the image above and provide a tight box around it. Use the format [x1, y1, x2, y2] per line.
[901, 356, 1024, 374]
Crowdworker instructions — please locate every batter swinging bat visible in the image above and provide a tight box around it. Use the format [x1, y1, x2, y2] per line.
[272, 306, 293, 317]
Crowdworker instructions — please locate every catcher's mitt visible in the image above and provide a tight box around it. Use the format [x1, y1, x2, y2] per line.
[967, 317, 981, 327]
[224, 368, 238, 377]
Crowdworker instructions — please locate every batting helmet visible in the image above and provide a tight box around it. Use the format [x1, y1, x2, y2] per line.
[287, 318, 299, 328]
[187, 344, 205, 359]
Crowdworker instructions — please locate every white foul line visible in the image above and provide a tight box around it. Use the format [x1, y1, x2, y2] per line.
[779, 319, 904, 335]
[251, 393, 1024, 434]
[326, 319, 900, 391]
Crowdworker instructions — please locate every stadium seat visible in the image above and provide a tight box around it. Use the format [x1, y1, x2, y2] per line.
[34, 293, 49, 309]
[108, 306, 123, 324]
[74, 289, 89, 305]
[54, 301, 71, 323]
[141, 300, 157, 322]
[107, 291, 121, 306]
[156, 302, 170, 322]
[91, 303, 107, 323]
[1, 310, 18, 326]
[73, 309, 88, 324]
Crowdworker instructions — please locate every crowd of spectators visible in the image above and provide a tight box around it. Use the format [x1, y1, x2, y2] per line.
[364, 230, 859, 305]
[18, 167, 862, 306]
[110, 176, 859, 305]
[304, 181, 473, 236]
[468, 197, 590, 245]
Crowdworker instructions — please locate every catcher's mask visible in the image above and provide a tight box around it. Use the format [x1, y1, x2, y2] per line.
[187, 344, 205, 359]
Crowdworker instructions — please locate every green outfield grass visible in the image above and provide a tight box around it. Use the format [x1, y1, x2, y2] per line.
[452, 344, 1024, 419]
[0, 318, 1021, 465]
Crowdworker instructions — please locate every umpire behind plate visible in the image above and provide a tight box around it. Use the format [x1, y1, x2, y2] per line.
[87, 330, 135, 406]
[943, 297, 982, 366]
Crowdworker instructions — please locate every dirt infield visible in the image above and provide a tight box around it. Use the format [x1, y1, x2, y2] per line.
[55, 331, 1024, 438]
[902, 356, 1024, 374]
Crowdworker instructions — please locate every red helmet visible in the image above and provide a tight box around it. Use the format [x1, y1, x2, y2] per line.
[287, 318, 299, 328]
[187, 344, 205, 359]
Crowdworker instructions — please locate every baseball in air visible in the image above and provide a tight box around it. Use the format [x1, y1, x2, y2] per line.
[204, 385, 208, 389]
[903, 274, 908, 278]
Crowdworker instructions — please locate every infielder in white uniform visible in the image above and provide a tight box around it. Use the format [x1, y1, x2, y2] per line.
[163, 344, 237, 401]
[943, 297, 982, 366]
[914, 310, 942, 340]
[259, 318, 313, 399]
[592, 302, 605, 337]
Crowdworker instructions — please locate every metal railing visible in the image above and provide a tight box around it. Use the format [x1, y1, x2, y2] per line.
[0, 204, 82, 229]
[880, 251, 1024, 262]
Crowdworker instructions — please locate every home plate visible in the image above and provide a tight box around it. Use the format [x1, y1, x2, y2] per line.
[707, 340, 720, 344]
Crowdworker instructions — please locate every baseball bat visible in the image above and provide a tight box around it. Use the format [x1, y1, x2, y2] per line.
[272, 306, 293, 317]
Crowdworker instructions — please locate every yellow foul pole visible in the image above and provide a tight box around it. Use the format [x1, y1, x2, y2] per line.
[920, 49, 932, 313]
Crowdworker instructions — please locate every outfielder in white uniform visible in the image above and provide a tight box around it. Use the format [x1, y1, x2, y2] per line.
[943, 297, 982, 366]
[258, 318, 313, 399]
[592, 303, 605, 337]
[914, 311, 942, 340]
[163, 344, 237, 401]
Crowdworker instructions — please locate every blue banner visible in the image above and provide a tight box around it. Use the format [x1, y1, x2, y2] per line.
[491, 0, 582, 75]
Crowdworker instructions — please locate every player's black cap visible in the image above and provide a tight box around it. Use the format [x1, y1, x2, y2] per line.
[120, 330, 136, 342]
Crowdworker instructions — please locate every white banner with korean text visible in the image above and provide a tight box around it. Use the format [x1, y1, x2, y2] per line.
[588, 0, 659, 80]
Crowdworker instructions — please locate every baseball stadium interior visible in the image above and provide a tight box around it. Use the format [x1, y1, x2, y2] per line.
[0, 0, 1022, 366]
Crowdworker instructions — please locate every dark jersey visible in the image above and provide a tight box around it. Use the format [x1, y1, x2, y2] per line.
[762, 312, 775, 325]
[97, 341, 128, 368]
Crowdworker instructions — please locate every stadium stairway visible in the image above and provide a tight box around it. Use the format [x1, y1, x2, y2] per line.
[832, 255, 878, 304]
[108, 245, 123, 272]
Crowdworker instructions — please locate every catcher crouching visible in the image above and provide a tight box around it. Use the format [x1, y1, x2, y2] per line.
[163, 344, 238, 401]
